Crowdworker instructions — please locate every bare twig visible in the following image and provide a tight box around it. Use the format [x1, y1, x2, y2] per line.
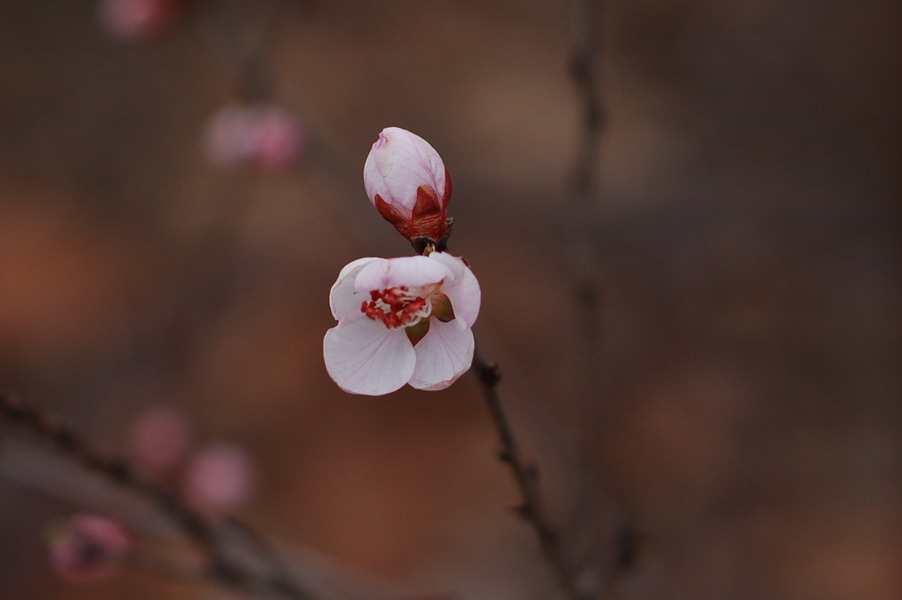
[470, 345, 582, 600]
[123, 549, 210, 583]
[198, 0, 291, 102]
[0, 391, 316, 600]
[568, 0, 605, 364]
[568, 2, 640, 596]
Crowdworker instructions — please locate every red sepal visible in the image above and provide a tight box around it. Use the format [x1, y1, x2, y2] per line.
[374, 194, 407, 227]
[374, 177, 452, 251]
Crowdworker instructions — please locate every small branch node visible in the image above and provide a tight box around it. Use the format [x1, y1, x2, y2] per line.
[477, 361, 502, 386]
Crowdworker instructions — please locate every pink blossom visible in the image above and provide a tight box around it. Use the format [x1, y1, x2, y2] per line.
[183, 442, 256, 513]
[127, 405, 192, 474]
[98, 0, 179, 41]
[363, 127, 452, 251]
[49, 514, 131, 583]
[323, 252, 480, 396]
[204, 104, 305, 172]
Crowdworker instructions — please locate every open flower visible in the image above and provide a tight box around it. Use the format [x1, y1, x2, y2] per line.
[363, 127, 452, 252]
[323, 252, 480, 396]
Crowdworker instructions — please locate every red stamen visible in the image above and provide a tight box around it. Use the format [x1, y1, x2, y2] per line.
[360, 286, 430, 328]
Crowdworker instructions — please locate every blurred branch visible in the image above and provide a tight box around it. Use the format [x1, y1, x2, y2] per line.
[455, 7, 617, 596]
[568, 0, 605, 358]
[568, 1, 639, 596]
[0, 391, 319, 599]
[1, 440, 418, 600]
[198, 0, 292, 102]
[470, 344, 583, 600]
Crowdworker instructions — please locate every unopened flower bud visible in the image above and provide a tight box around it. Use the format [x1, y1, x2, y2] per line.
[204, 103, 305, 172]
[183, 442, 256, 513]
[98, 0, 180, 42]
[363, 127, 452, 252]
[48, 514, 131, 583]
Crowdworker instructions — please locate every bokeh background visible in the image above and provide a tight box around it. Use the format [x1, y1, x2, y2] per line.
[0, 1, 899, 599]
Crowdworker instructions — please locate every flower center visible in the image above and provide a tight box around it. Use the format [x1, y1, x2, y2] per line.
[361, 286, 433, 329]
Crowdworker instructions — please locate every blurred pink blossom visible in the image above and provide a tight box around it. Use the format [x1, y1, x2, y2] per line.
[49, 514, 131, 583]
[127, 405, 192, 474]
[204, 104, 305, 172]
[363, 127, 452, 250]
[97, 0, 180, 41]
[183, 442, 256, 513]
[323, 252, 480, 395]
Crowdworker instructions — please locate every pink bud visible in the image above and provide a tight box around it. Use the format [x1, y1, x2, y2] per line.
[127, 405, 192, 473]
[97, 0, 179, 42]
[363, 127, 452, 252]
[204, 104, 305, 172]
[183, 443, 256, 513]
[49, 514, 131, 583]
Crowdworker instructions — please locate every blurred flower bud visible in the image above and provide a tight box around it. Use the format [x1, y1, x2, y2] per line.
[363, 127, 452, 252]
[98, 0, 179, 42]
[183, 442, 255, 513]
[49, 514, 131, 583]
[127, 405, 192, 474]
[204, 104, 305, 172]
[253, 107, 306, 170]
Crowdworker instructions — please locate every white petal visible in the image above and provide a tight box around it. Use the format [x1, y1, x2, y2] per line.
[428, 253, 481, 328]
[329, 257, 382, 321]
[408, 320, 474, 391]
[354, 255, 451, 292]
[363, 127, 446, 216]
[323, 319, 415, 396]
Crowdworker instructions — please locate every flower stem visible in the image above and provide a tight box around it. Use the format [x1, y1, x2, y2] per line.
[471, 344, 583, 600]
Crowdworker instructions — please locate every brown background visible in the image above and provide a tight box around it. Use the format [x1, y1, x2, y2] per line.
[0, 1, 899, 599]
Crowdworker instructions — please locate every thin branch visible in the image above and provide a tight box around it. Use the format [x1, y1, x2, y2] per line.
[222, 516, 307, 596]
[198, 0, 292, 103]
[567, 0, 605, 355]
[568, 2, 640, 596]
[0, 391, 316, 600]
[470, 344, 582, 600]
[418, 234, 578, 597]
[123, 549, 210, 584]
